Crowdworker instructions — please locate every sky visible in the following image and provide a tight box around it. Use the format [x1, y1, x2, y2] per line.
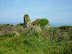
[0, 0, 72, 27]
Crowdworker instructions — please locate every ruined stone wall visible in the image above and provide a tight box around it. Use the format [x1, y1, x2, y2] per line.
[23, 14, 50, 32]
[24, 14, 31, 28]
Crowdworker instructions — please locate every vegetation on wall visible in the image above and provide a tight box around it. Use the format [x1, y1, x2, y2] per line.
[39, 19, 49, 26]
[24, 14, 30, 27]
[32, 18, 49, 27]
[32, 18, 40, 26]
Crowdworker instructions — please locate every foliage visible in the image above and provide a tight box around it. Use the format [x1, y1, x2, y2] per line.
[59, 26, 71, 29]
[0, 24, 72, 54]
[32, 18, 40, 26]
[59, 26, 72, 32]
[16, 24, 22, 27]
[0, 26, 2, 30]
[3, 33, 15, 37]
[68, 31, 72, 40]
[21, 32, 28, 36]
[39, 19, 49, 27]
[5, 24, 10, 26]
[32, 18, 49, 27]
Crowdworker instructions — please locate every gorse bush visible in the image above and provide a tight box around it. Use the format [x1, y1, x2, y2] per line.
[16, 24, 22, 27]
[5, 24, 10, 26]
[68, 31, 72, 40]
[59, 26, 71, 29]
[6, 33, 16, 36]
[39, 19, 49, 27]
[32, 18, 49, 27]
[59, 26, 72, 32]
[32, 18, 40, 26]
[0, 28, 72, 54]
[0, 26, 2, 30]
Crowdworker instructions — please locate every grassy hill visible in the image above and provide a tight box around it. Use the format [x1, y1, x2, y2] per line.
[0, 24, 72, 54]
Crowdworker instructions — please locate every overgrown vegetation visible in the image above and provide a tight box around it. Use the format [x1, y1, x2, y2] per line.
[39, 19, 49, 27]
[0, 14, 72, 54]
[0, 24, 72, 54]
[32, 18, 49, 27]
[32, 18, 40, 26]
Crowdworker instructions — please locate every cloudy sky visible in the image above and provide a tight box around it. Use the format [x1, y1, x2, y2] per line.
[0, 0, 72, 26]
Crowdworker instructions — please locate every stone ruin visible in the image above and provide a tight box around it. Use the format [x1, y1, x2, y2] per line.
[24, 14, 31, 28]
[23, 14, 50, 32]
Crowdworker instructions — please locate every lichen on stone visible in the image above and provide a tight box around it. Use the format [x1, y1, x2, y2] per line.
[22, 14, 50, 32]
[24, 14, 31, 28]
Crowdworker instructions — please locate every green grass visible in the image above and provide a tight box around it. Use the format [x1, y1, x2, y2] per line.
[0, 33, 72, 54]
[0, 25, 72, 54]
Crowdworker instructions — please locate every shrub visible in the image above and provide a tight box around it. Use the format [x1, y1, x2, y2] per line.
[59, 26, 72, 32]
[23, 39, 31, 46]
[0, 26, 2, 30]
[0, 33, 15, 37]
[39, 19, 49, 27]
[5, 24, 10, 26]
[54, 29, 70, 41]
[32, 18, 49, 27]
[32, 32, 39, 38]
[16, 24, 22, 27]
[32, 19, 40, 26]
[59, 26, 71, 29]
[6, 33, 16, 37]
[68, 32, 72, 40]
[21, 32, 28, 36]
[11, 24, 14, 26]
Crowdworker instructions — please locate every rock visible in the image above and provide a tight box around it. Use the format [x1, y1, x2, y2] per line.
[33, 26, 41, 32]
[27, 21, 32, 28]
[23, 14, 34, 32]
[45, 22, 50, 29]
[32, 18, 40, 26]
[14, 31, 20, 37]
[24, 14, 31, 28]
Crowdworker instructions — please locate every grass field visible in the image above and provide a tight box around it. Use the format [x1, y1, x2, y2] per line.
[0, 25, 72, 54]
